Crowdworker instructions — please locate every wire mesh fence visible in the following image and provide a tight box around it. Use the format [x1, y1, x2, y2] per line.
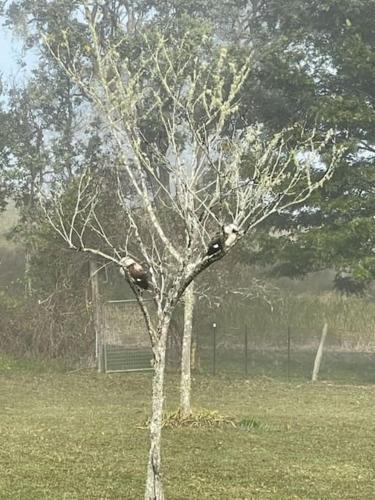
[100, 299, 154, 373]
[193, 322, 375, 384]
[99, 294, 375, 383]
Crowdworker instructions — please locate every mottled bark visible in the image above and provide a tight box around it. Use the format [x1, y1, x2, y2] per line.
[145, 317, 170, 500]
[180, 282, 195, 417]
[24, 249, 32, 296]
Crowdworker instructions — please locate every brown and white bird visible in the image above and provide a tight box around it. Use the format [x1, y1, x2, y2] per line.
[119, 257, 149, 290]
[206, 224, 240, 257]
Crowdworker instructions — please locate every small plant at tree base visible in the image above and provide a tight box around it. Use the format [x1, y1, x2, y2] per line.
[159, 408, 236, 429]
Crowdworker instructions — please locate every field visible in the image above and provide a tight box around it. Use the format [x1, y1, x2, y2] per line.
[0, 357, 375, 499]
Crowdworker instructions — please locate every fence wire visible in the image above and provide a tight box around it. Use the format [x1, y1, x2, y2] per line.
[99, 294, 375, 383]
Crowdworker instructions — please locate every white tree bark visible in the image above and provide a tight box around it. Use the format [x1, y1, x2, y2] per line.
[145, 318, 170, 500]
[312, 322, 328, 382]
[180, 282, 195, 417]
[24, 249, 33, 296]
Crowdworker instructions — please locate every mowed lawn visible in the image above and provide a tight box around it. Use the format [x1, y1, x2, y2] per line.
[0, 357, 375, 499]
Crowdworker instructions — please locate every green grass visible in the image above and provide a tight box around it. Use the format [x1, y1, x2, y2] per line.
[0, 357, 375, 499]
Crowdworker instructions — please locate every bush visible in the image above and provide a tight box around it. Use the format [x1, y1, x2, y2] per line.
[0, 290, 93, 360]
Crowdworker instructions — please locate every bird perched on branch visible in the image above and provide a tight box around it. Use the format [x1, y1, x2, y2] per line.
[206, 224, 241, 257]
[119, 257, 149, 290]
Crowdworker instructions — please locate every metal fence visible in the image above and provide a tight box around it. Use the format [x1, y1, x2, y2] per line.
[98, 297, 375, 384]
[194, 322, 375, 384]
[103, 345, 153, 373]
[100, 299, 154, 373]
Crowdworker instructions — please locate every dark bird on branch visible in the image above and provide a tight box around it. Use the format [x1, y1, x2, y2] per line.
[206, 224, 241, 257]
[119, 257, 149, 290]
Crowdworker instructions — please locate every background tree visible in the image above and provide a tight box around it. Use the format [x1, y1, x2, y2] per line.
[233, 0, 375, 289]
[0, 1, 121, 357]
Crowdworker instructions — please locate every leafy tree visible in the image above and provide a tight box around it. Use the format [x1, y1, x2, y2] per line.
[240, 0, 375, 289]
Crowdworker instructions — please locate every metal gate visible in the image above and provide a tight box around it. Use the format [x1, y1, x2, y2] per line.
[103, 345, 153, 373]
[100, 299, 154, 373]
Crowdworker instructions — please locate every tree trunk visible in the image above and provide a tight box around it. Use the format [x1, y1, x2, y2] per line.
[24, 248, 33, 296]
[312, 322, 328, 382]
[180, 282, 195, 417]
[145, 317, 170, 500]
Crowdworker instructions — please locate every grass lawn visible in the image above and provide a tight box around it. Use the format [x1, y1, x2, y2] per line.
[0, 356, 374, 499]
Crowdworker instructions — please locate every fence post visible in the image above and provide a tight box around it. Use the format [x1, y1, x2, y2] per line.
[212, 323, 217, 376]
[287, 325, 291, 382]
[312, 322, 328, 382]
[245, 325, 248, 377]
[89, 259, 102, 372]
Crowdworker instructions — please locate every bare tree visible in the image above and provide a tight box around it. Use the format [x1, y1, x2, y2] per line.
[42, 7, 342, 499]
